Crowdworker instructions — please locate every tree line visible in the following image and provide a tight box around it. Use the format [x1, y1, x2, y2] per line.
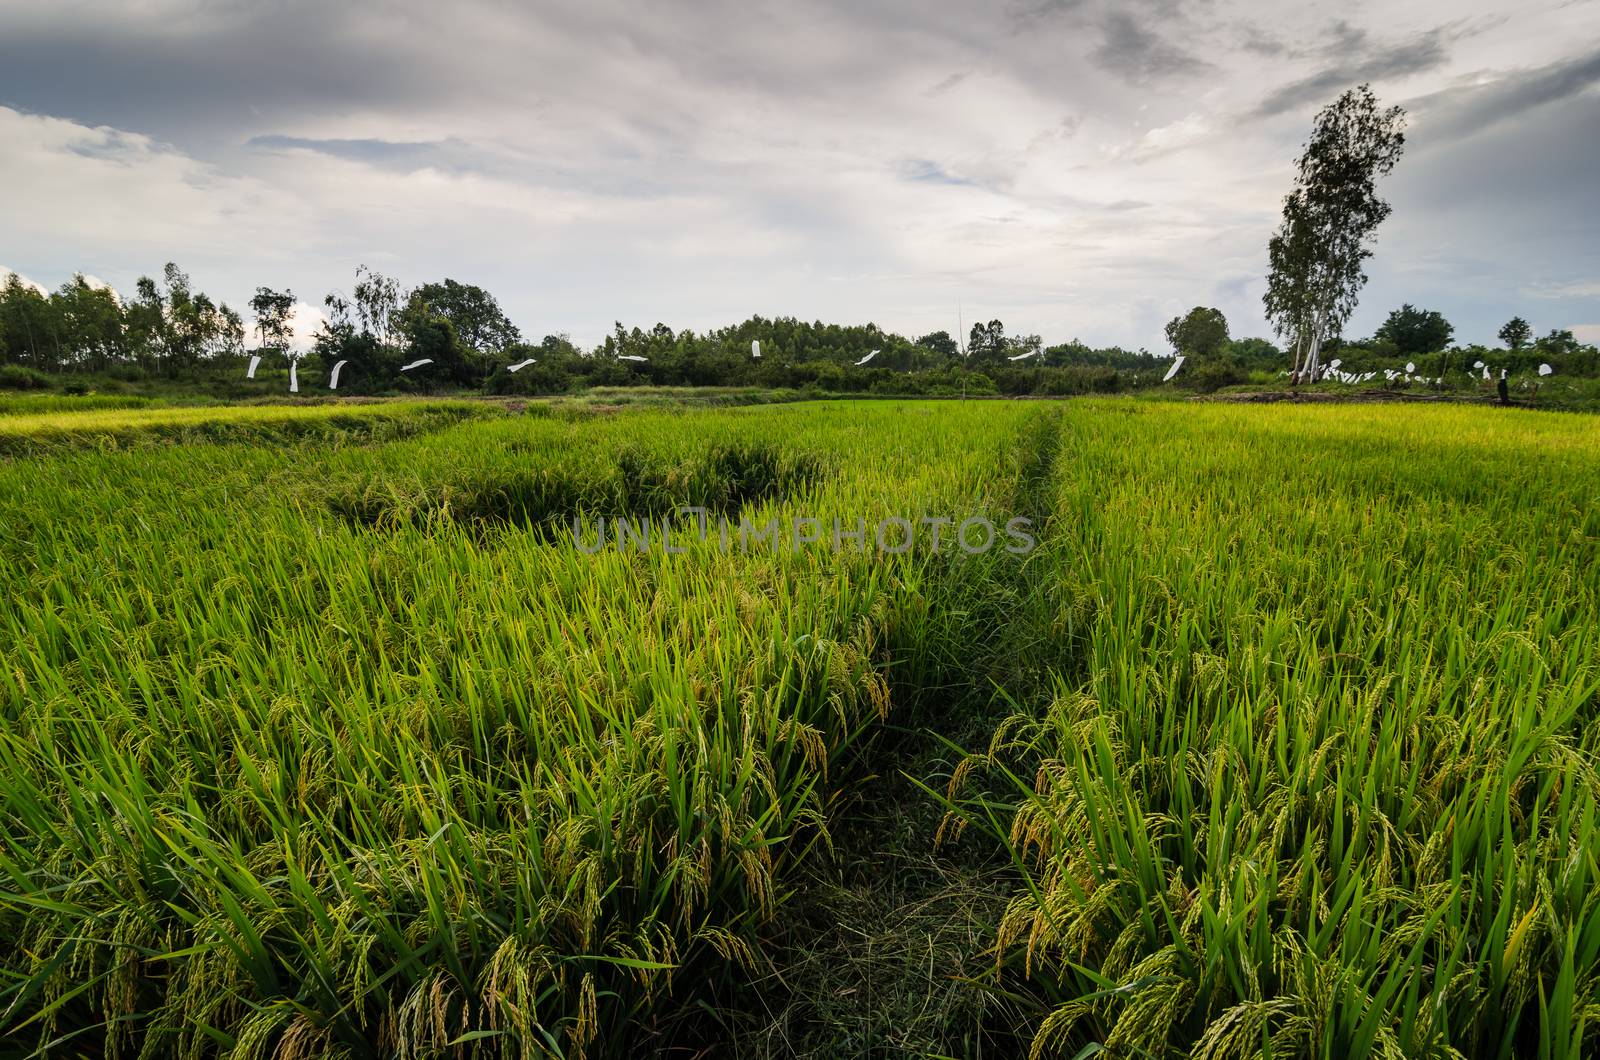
[0, 262, 1243, 396]
[6, 76, 1597, 400]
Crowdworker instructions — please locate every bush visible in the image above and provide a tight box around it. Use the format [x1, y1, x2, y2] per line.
[0, 365, 52, 390]
[1186, 359, 1247, 394]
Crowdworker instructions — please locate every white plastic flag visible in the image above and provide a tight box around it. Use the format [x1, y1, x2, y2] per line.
[854, 350, 879, 366]
[289, 360, 299, 393]
[751, 340, 761, 359]
[1162, 355, 1186, 383]
[400, 358, 433, 372]
[246, 355, 261, 379]
[1539, 363, 1554, 376]
[507, 358, 537, 372]
[328, 359, 348, 390]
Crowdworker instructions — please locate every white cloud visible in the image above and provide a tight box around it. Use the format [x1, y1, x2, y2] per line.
[285, 301, 326, 351]
[1522, 281, 1600, 300]
[0, 0, 1597, 351]
[0, 267, 49, 296]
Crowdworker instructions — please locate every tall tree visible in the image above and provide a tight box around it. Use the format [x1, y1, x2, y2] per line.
[914, 330, 959, 366]
[0, 274, 55, 370]
[1497, 316, 1531, 351]
[1264, 84, 1406, 383]
[118, 264, 241, 375]
[1375, 304, 1453, 355]
[350, 265, 405, 353]
[53, 277, 126, 372]
[410, 279, 520, 355]
[967, 319, 1007, 365]
[1164, 306, 1230, 358]
[249, 287, 297, 362]
[1536, 329, 1581, 356]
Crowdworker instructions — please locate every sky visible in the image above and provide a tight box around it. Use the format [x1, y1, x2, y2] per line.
[1, 0, 1597, 352]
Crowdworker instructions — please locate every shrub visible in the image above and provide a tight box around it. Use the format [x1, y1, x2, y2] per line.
[1187, 358, 1246, 393]
[0, 364, 52, 390]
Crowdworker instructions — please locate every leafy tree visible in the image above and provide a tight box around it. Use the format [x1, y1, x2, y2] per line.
[1264, 84, 1406, 383]
[249, 287, 297, 365]
[1225, 337, 1283, 366]
[1536, 329, 1581, 356]
[122, 264, 242, 375]
[410, 279, 520, 357]
[1498, 317, 1532, 350]
[1164, 306, 1230, 358]
[1375, 304, 1454, 355]
[52, 277, 126, 372]
[350, 265, 405, 353]
[915, 330, 959, 362]
[967, 320, 1007, 365]
[1006, 333, 1043, 361]
[0, 274, 56, 369]
[1044, 340, 1165, 371]
[398, 302, 476, 386]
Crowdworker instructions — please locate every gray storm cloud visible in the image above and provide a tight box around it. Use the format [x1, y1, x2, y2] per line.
[0, 0, 1595, 349]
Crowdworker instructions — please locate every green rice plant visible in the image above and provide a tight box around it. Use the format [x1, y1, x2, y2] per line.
[943, 401, 1600, 1059]
[0, 393, 155, 417]
[4, 396, 1596, 1058]
[0, 401, 487, 457]
[0, 400, 1043, 1057]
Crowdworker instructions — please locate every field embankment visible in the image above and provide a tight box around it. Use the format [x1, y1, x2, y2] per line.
[0, 401, 487, 456]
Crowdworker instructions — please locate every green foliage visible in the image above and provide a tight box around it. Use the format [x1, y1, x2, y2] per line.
[1499, 317, 1532, 351]
[0, 400, 1041, 1056]
[1045, 340, 1166, 371]
[0, 363, 53, 390]
[915, 329, 960, 361]
[410, 279, 521, 356]
[1, 400, 1598, 1058]
[248, 286, 296, 357]
[9, 261, 1599, 404]
[1186, 357, 1248, 392]
[942, 401, 1600, 1059]
[1164, 306, 1230, 358]
[1376, 303, 1455, 355]
[1265, 84, 1407, 378]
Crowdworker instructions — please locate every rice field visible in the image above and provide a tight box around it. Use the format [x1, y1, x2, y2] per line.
[0, 401, 485, 456]
[0, 398, 1595, 1058]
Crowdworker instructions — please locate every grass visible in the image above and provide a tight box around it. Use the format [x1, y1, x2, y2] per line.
[0, 401, 488, 456]
[0, 393, 158, 417]
[943, 402, 1600, 1058]
[0, 401, 1042, 1057]
[0, 397, 1595, 1058]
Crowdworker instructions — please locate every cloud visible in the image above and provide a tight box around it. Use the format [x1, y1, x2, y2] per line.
[247, 136, 464, 171]
[0, 267, 49, 296]
[1522, 280, 1600, 300]
[1255, 28, 1451, 115]
[0, 105, 317, 269]
[0, 0, 1596, 353]
[1405, 50, 1600, 142]
[899, 159, 979, 186]
[1092, 11, 1211, 83]
[926, 72, 970, 96]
